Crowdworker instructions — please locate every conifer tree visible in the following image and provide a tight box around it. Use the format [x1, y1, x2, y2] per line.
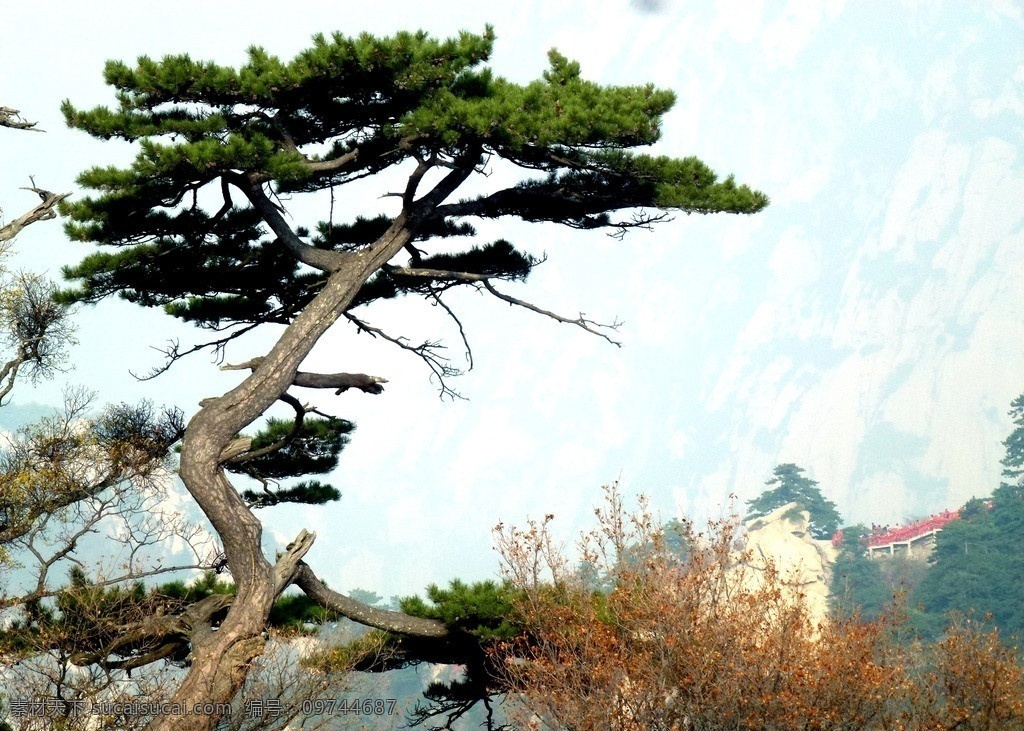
[912, 400, 1024, 640]
[746, 463, 841, 540]
[1000, 392, 1024, 485]
[57, 28, 767, 728]
[830, 525, 890, 620]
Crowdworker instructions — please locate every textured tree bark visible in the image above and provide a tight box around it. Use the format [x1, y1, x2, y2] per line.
[149, 182, 471, 728]
[153, 266, 399, 730]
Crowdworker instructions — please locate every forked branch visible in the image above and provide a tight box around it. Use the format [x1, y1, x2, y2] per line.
[0, 184, 70, 243]
[345, 312, 465, 399]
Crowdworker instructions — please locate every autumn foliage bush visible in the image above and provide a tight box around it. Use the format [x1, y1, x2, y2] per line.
[493, 485, 1024, 731]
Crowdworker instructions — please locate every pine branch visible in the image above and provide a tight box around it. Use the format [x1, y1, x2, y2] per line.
[222, 392, 305, 466]
[240, 175, 349, 272]
[0, 562, 217, 612]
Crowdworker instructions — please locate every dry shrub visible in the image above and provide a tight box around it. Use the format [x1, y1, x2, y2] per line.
[494, 484, 1024, 731]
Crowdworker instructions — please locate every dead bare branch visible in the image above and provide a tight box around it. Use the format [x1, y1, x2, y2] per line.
[0, 185, 70, 243]
[0, 107, 42, 131]
[382, 265, 623, 346]
[482, 280, 623, 346]
[272, 529, 316, 592]
[131, 322, 262, 380]
[608, 209, 673, 240]
[222, 357, 389, 395]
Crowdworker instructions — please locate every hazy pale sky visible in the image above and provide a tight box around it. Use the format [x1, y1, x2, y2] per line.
[2, 0, 1023, 598]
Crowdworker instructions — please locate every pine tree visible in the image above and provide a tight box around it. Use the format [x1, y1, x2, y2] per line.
[746, 463, 841, 540]
[912, 489, 1024, 640]
[911, 394, 1024, 640]
[1000, 392, 1024, 484]
[830, 525, 890, 620]
[56, 28, 767, 729]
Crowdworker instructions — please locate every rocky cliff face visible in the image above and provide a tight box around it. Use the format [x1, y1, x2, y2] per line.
[740, 503, 838, 626]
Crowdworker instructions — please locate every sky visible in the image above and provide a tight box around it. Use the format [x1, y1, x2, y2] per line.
[2, 0, 1023, 599]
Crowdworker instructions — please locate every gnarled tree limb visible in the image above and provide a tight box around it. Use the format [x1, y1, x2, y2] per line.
[68, 592, 234, 671]
[0, 186, 70, 243]
[273, 529, 316, 592]
[222, 357, 388, 395]
[294, 563, 448, 638]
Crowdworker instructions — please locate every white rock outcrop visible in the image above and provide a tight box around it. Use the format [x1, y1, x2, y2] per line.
[738, 503, 838, 626]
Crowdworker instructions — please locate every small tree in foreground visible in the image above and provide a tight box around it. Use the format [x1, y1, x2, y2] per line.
[26, 26, 768, 730]
[0, 109, 208, 730]
[0, 109, 75, 404]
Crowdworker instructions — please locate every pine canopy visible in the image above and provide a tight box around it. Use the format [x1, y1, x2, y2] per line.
[58, 27, 768, 329]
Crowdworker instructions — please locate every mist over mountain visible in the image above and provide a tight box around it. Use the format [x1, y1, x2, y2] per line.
[566, 1, 1024, 531]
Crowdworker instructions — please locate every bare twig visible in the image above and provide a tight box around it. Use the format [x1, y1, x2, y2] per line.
[482, 280, 623, 346]
[608, 209, 672, 240]
[344, 312, 465, 400]
[383, 265, 623, 346]
[131, 322, 261, 380]
[429, 289, 474, 371]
